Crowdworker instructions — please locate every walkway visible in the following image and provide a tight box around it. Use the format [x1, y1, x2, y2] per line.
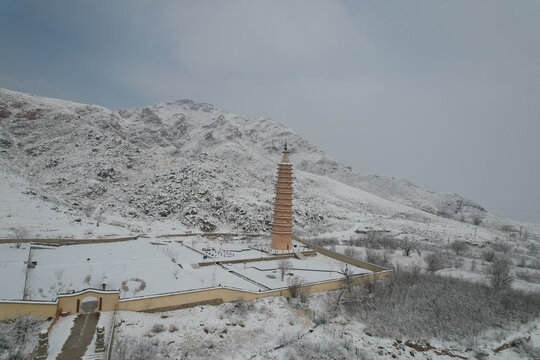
[56, 312, 100, 360]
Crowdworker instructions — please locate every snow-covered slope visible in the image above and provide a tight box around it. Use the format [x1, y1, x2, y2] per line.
[0, 88, 534, 243]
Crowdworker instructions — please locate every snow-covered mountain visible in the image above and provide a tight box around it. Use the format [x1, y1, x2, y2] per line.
[0, 88, 534, 243]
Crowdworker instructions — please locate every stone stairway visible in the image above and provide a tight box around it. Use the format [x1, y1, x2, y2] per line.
[56, 313, 100, 360]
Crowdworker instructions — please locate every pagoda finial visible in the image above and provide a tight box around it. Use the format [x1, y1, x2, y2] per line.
[284, 141, 288, 152]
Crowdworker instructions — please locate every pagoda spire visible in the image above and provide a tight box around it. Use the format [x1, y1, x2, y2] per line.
[271, 143, 293, 250]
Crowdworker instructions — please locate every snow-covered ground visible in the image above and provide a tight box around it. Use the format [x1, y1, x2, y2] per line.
[0, 171, 130, 239]
[5, 236, 372, 301]
[22, 238, 263, 301]
[0, 243, 30, 300]
[47, 315, 75, 359]
[1, 87, 537, 245]
[110, 294, 540, 359]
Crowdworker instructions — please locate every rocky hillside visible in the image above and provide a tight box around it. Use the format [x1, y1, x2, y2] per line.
[0, 88, 533, 242]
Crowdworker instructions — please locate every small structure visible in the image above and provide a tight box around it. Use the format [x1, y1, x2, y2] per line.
[271, 143, 293, 250]
[34, 330, 49, 360]
[95, 326, 105, 352]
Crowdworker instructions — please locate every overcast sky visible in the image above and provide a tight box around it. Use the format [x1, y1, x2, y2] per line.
[1, 1, 539, 222]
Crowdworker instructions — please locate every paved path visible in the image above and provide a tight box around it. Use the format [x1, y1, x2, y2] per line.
[56, 312, 100, 360]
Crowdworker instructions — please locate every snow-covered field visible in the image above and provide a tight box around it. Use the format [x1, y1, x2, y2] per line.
[0, 244, 30, 300]
[0, 172, 130, 239]
[3, 236, 372, 301]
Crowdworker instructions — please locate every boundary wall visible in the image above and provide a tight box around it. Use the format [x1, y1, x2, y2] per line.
[117, 270, 390, 313]
[0, 236, 139, 245]
[293, 235, 386, 272]
[0, 235, 391, 320]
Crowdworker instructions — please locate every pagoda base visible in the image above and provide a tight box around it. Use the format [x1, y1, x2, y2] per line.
[271, 232, 292, 250]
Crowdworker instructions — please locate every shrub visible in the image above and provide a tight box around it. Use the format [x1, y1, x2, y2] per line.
[224, 299, 255, 317]
[399, 237, 419, 256]
[450, 240, 467, 255]
[344, 246, 358, 258]
[491, 242, 511, 254]
[365, 248, 390, 267]
[287, 276, 304, 298]
[351, 231, 400, 251]
[515, 270, 540, 284]
[284, 337, 368, 360]
[112, 335, 161, 360]
[482, 249, 496, 262]
[151, 324, 165, 333]
[278, 259, 292, 281]
[0, 316, 42, 358]
[168, 324, 179, 332]
[311, 237, 338, 247]
[311, 313, 327, 325]
[340, 269, 540, 342]
[488, 257, 513, 292]
[424, 252, 445, 272]
[517, 257, 527, 268]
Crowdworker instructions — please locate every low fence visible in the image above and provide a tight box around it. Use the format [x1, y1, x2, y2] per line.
[198, 251, 317, 267]
[293, 235, 387, 272]
[105, 311, 117, 360]
[0, 236, 140, 245]
[157, 232, 265, 239]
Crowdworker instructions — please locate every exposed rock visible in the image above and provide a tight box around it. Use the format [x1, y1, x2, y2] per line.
[0, 107, 12, 118]
[0, 138, 13, 148]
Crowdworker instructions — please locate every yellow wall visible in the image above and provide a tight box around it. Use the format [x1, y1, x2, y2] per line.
[293, 236, 387, 272]
[0, 236, 391, 320]
[0, 302, 57, 320]
[0, 290, 120, 321]
[57, 291, 120, 314]
[119, 271, 390, 313]
[0, 272, 390, 320]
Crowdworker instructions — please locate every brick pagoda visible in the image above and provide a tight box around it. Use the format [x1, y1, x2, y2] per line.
[271, 143, 293, 250]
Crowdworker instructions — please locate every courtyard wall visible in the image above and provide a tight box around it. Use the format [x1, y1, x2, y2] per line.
[0, 235, 391, 320]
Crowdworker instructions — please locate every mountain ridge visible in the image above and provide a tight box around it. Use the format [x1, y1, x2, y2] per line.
[0, 88, 533, 243]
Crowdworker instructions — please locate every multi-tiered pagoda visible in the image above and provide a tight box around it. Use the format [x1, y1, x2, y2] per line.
[271, 143, 293, 250]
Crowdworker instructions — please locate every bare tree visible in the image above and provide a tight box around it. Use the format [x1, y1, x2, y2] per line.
[399, 237, 418, 256]
[489, 257, 513, 292]
[277, 259, 292, 281]
[338, 264, 355, 293]
[424, 252, 445, 272]
[111, 335, 161, 360]
[522, 227, 529, 241]
[344, 246, 358, 258]
[287, 276, 304, 298]
[12, 226, 28, 249]
[450, 240, 467, 255]
[482, 249, 496, 262]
